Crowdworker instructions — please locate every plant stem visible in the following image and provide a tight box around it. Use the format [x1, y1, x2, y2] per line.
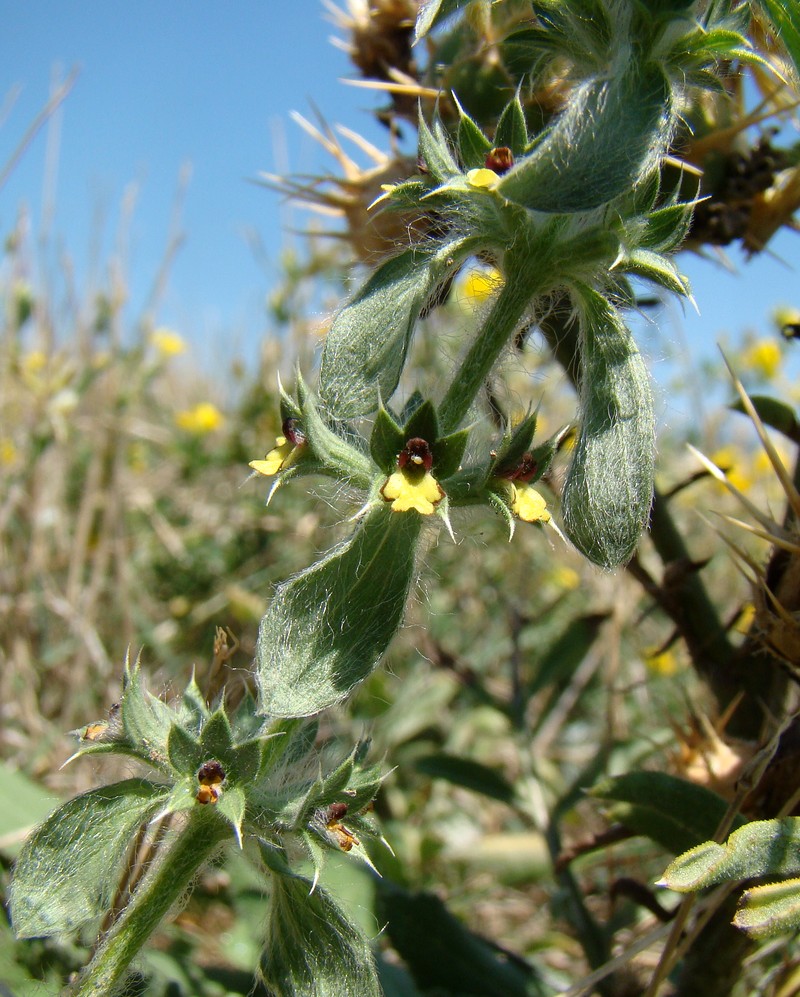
[69, 810, 230, 997]
[438, 250, 537, 434]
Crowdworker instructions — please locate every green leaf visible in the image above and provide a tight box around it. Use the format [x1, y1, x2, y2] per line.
[319, 246, 462, 419]
[417, 114, 459, 184]
[370, 406, 406, 472]
[497, 64, 672, 213]
[0, 764, 59, 858]
[562, 287, 655, 568]
[415, 0, 470, 43]
[9, 779, 166, 939]
[735, 877, 800, 938]
[121, 662, 173, 771]
[661, 817, 800, 893]
[199, 708, 235, 758]
[256, 507, 422, 717]
[260, 873, 382, 997]
[217, 785, 247, 845]
[432, 428, 469, 479]
[753, 0, 800, 83]
[494, 93, 528, 157]
[167, 723, 203, 775]
[620, 248, 691, 297]
[591, 771, 745, 856]
[297, 373, 373, 485]
[403, 398, 439, 442]
[456, 100, 492, 169]
[414, 753, 516, 804]
[730, 394, 800, 443]
[176, 672, 210, 732]
[528, 613, 608, 700]
[375, 880, 547, 997]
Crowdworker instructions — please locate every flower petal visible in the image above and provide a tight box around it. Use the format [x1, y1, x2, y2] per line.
[511, 484, 551, 523]
[249, 437, 293, 476]
[381, 470, 443, 515]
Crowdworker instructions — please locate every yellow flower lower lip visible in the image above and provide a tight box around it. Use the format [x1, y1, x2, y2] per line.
[502, 481, 550, 523]
[249, 436, 295, 476]
[381, 469, 444, 515]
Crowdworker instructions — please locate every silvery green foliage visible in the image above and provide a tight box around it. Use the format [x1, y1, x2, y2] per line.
[10, 664, 387, 996]
[661, 817, 800, 938]
[561, 285, 655, 568]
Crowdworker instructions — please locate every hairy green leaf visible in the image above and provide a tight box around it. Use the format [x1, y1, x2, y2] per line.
[257, 508, 421, 717]
[9, 779, 166, 939]
[661, 817, 800, 893]
[735, 877, 800, 938]
[753, 0, 800, 82]
[260, 873, 382, 997]
[562, 287, 655, 567]
[497, 64, 672, 213]
[415, 0, 469, 42]
[319, 245, 463, 419]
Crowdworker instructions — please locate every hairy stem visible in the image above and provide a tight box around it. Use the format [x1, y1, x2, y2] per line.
[438, 250, 538, 434]
[69, 810, 230, 997]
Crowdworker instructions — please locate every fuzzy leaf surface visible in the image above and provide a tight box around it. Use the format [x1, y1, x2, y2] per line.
[257, 507, 421, 716]
[562, 287, 655, 567]
[661, 817, 800, 893]
[260, 873, 382, 996]
[9, 779, 166, 939]
[735, 878, 800, 937]
[319, 245, 463, 419]
[497, 64, 671, 213]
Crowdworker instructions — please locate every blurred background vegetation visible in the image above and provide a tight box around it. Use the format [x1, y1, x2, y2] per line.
[3, 1, 800, 994]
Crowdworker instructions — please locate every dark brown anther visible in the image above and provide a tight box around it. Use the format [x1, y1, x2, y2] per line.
[282, 418, 306, 447]
[327, 802, 349, 822]
[197, 760, 226, 786]
[398, 438, 433, 475]
[485, 147, 514, 175]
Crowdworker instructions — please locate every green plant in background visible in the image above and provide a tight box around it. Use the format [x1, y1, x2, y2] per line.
[5, 0, 800, 995]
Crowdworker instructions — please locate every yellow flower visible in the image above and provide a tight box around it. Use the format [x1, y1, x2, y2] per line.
[735, 602, 756, 635]
[549, 565, 580, 591]
[249, 437, 295, 476]
[644, 648, 679, 676]
[381, 469, 444, 514]
[0, 438, 18, 467]
[466, 167, 499, 189]
[461, 268, 503, 303]
[508, 482, 551, 523]
[381, 437, 444, 515]
[249, 419, 306, 476]
[150, 327, 187, 357]
[742, 339, 781, 379]
[175, 402, 224, 434]
[22, 350, 47, 375]
[709, 446, 752, 492]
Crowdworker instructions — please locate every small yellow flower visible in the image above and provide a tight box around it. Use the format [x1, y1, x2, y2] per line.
[150, 327, 187, 357]
[462, 268, 503, 304]
[380, 437, 444, 515]
[175, 402, 224, 434]
[249, 437, 295, 476]
[249, 419, 306, 477]
[381, 469, 444, 514]
[742, 339, 781, 379]
[508, 482, 551, 523]
[709, 446, 752, 492]
[466, 167, 499, 189]
[22, 350, 47, 375]
[549, 565, 580, 591]
[644, 648, 679, 676]
[0, 438, 18, 467]
[735, 602, 756, 635]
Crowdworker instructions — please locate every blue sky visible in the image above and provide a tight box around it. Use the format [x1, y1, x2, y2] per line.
[2, 2, 798, 380]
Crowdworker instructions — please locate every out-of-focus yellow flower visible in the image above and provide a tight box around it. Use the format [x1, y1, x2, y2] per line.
[462, 268, 503, 303]
[380, 437, 444, 515]
[175, 402, 224, 434]
[710, 446, 752, 492]
[735, 602, 756, 635]
[150, 327, 187, 358]
[382, 468, 444, 514]
[549, 565, 580, 591]
[22, 350, 47, 375]
[0, 438, 18, 467]
[249, 419, 306, 477]
[742, 339, 781, 379]
[466, 168, 499, 189]
[644, 648, 679, 676]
